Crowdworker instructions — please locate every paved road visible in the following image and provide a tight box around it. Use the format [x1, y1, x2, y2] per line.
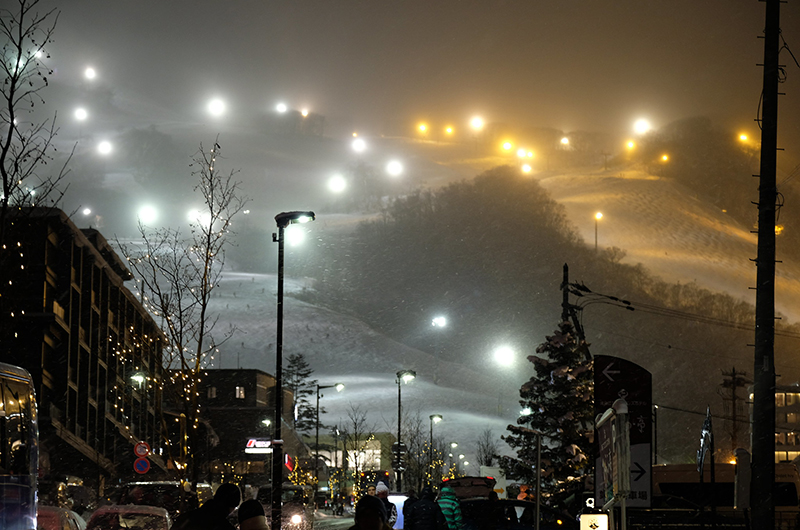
[315, 515, 353, 530]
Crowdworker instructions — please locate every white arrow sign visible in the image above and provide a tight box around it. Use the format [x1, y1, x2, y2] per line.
[602, 362, 620, 382]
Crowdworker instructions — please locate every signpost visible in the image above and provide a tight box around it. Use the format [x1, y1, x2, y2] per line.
[133, 457, 151, 474]
[595, 356, 652, 508]
[134, 442, 151, 458]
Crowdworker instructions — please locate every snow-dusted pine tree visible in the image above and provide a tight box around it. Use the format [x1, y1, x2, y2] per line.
[501, 320, 593, 502]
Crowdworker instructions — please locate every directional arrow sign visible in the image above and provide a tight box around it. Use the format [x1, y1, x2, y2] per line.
[631, 461, 646, 482]
[602, 363, 620, 382]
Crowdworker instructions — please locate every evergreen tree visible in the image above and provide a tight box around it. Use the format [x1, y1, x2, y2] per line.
[285, 353, 318, 434]
[501, 320, 593, 502]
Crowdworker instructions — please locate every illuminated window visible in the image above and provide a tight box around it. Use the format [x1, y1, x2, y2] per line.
[777, 393, 786, 407]
[788, 393, 797, 406]
[235, 387, 245, 399]
[788, 413, 798, 424]
[207, 387, 217, 399]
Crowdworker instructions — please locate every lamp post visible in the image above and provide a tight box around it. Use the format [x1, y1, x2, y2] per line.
[429, 414, 443, 482]
[594, 212, 603, 252]
[272, 211, 315, 530]
[396, 370, 416, 491]
[315, 383, 344, 485]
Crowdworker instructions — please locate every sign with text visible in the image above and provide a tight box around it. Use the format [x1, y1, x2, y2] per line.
[245, 438, 273, 454]
[595, 356, 652, 508]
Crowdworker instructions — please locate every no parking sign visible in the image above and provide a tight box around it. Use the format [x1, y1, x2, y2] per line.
[133, 457, 151, 474]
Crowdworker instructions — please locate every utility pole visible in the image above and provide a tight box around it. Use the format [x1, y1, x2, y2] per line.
[719, 368, 751, 453]
[751, 0, 780, 528]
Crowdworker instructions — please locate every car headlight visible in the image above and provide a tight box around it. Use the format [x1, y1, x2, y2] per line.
[290, 514, 303, 525]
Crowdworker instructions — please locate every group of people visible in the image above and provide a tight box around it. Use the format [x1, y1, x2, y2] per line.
[351, 482, 463, 530]
[170, 483, 264, 530]
[167, 480, 466, 530]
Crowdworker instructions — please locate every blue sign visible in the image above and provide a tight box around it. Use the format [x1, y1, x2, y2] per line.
[134, 457, 151, 474]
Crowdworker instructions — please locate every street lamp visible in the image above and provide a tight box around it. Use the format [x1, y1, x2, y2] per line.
[431, 316, 446, 328]
[594, 212, 603, 252]
[272, 210, 316, 530]
[396, 369, 416, 491]
[429, 414, 443, 481]
[315, 383, 344, 486]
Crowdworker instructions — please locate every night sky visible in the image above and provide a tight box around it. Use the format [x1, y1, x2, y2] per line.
[48, 1, 799, 158]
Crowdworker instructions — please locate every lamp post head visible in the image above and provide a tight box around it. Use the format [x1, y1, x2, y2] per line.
[430, 414, 443, 424]
[397, 370, 416, 384]
[275, 211, 316, 229]
[450, 442, 458, 449]
[431, 316, 447, 328]
[335, 383, 345, 392]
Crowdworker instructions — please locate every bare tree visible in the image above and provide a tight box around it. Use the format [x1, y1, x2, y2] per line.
[342, 404, 377, 496]
[1, 0, 72, 247]
[117, 140, 247, 486]
[476, 428, 500, 467]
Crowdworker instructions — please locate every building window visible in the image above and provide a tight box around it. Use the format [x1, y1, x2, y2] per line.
[789, 413, 798, 424]
[235, 386, 245, 399]
[777, 393, 786, 407]
[777, 432, 786, 445]
[789, 393, 798, 406]
[208, 387, 217, 399]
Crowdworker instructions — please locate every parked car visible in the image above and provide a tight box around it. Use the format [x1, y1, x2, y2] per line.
[38, 505, 87, 530]
[442, 476, 497, 500]
[113, 481, 198, 521]
[460, 499, 578, 530]
[86, 505, 170, 530]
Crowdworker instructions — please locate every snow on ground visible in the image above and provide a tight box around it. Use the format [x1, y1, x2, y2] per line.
[206, 272, 521, 459]
[534, 167, 800, 323]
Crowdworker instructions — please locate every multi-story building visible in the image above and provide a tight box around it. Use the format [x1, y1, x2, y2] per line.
[197, 368, 308, 486]
[775, 385, 800, 463]
[0, 208, 168, 486]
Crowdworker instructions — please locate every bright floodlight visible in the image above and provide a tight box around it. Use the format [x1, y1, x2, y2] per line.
[82, 208, 92, 216]
[516, 148, 526, 158]
[262, 418, 272, 426]
[418, 123, 427, 133]
[494, 345, 515, 366]
[84, 67, 96, 80]
[626, 141, 635, 149]
[450, 442, 458, 448]
[285, 224, 307, 246]
[520, 407, 533, 416]
[137, 205, 158, 225]
[328, 174, 347, 193]
[521, 164, 532, 173]
[470, 116, 484, 130]
[502, 141, 513, 151]
[131, 373, 145, 385]
[74, 108, 88, 121]
[739, 134, 748, 141]
[445, 126, 453, 134]
[432, 316, 447, 328]
[207, 98, 226, 117]
[301, 108, 309, 117]
[276, 102, 288, 113]
[661, 154, 669, 162]
[352, 138, 367, 153]
[431, 414, 443, 423]
[398, 369, 416, 384]
[188, 209, 212, 226]
[595, 212, 603, 221]
[633, 118, 652, 135]
[97, 141, 112, 155]
[335, 383, 345, 392]
[386, 160, 403, 177]
[560, 137, 570, 146]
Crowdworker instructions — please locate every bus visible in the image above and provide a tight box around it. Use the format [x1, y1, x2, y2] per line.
[358, 470, 393, 494]
[0, 363, 39, 530]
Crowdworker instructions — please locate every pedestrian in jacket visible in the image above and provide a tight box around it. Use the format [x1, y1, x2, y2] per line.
[375, 482, 397, 527]
[405, 486, 447, 530]
[436, 486, 464, 530]
[237, 500, 268, 530]
[349, 494, 390, 530]
[171, 483, 241, 530]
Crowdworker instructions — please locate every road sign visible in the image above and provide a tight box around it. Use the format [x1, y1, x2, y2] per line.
[134, 441, 151, 458]
[595, 355, 652, 508]
[133, 457, 150, 474]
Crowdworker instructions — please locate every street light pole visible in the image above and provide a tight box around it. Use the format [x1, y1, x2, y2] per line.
[315, 383, 344, 487]
[272, 211, 315, 530]
[428, 414, 442, 483]
[396, 370, 416, 492]
[594, 212, 603, 252]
